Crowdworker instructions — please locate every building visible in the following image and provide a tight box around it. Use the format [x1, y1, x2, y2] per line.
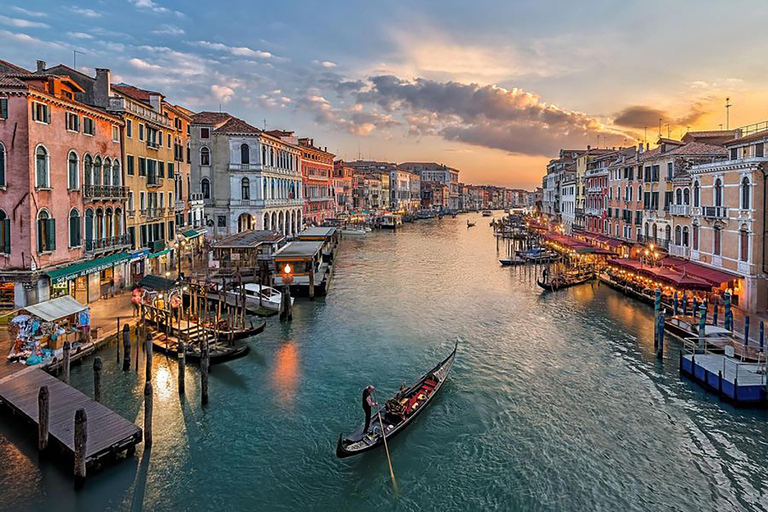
[542, 150, 583, 223]
[333, 160, 354, 214]
[560, 177, 577, 234]
[389, 169, 412, 210]
[584, 152, 611, 235]
[408, 171, 421, 210]
[347, 160, 394, 209]
[399, 162, 460, 210]
[191, 114, 303, 238]
[297, 138, 335, 225]
[605, 146, 642, 247]
[0, 63, 127, 307]
[421, 181, 450, 209]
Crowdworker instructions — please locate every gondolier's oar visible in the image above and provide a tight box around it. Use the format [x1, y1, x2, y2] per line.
[377, 410, 399, 494]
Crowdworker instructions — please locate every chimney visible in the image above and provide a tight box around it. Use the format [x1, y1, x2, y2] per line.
[94, 68, 111, 108]
[149, 93, 162, 113]
[36, 60, 46, 73]
[646, 143, 650, 151]
[586, 144, 591, 151]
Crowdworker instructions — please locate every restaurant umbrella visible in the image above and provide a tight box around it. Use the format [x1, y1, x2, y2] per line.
[724, 292, 733, 331]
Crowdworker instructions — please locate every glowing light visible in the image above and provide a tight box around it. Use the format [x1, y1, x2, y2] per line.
[284, 264, 292, 274]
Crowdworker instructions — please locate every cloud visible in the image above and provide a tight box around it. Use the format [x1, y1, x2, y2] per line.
[614, 104, 711, 130]
[152, 24, 185, 36]
[129, 57, 163, 70]
[69, 6, 102, 18]
[11, 7, 46, 17]
[0, 15, 49, 28]
[67, 31, 93, 40]
[211, 84, 236, 103]
[127, 0, 184, 17]
[191, 40, 273, 59]
[0, 29, 62, 49]
[313, 60, 337, 68]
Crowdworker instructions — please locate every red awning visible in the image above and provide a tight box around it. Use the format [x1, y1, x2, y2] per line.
[660, 257, 739, 286]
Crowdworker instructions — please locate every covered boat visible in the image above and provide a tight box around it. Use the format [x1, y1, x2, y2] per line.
[336, 342, 457, 458]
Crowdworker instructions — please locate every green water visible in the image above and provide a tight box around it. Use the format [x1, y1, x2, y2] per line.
[2, 215, 768, 511]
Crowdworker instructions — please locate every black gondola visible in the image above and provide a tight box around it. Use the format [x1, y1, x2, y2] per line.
[336, 342, 457, 458]
[151, 335, 251, 365]
[537, 274, 592, 291]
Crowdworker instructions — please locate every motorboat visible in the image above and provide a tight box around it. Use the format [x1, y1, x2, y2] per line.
[499, 257, 525, 266]
[380, 214, 403, 230]
[482, 210, 493, 217]
[229, 283, 293, 312]
[341, 227, 368, 236]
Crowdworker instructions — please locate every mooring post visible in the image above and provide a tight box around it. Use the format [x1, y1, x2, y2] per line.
[178, 341, 185, 395]
[760, 321, 765, 350]
[93, 357, 102, 403]
[657, 311, 665, 359]
[744, 315, 750, 347]
[135, 323, 140, 372]
[74, 408, 87, 489]
[38, 386, 49, 453]
[201, 343, 209, 405]
[145, 332, 153, 382]
[62, 341, 71, 384]
[122, 324, 131, 371]
[309, 267, 315, 300]
[116, 317, 120, 363]
[144, 381, 153, 449]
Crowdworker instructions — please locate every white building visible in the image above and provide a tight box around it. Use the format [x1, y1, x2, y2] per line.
[560, 177, 577, 234]
[191, 112, 303, 238]
[398, 162, 460, 210]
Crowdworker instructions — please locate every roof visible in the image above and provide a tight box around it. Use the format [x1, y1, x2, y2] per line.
[213, 117, 261, 135]
[213, 230, 284, 249]
[46, 253, 131, 284]
[0, 59, 31, 74]
[273, 241, 324, 259]
[22, 296, 88, 322]
[193, 111, 232, 124]
[724, 130, 768, 147]
[660, 257, 739, 286]
[298, 227, 337, 239]
[111, 83, 161, 105]
[666, 142, 727, 157]
[0, 76, 27, 88]
[138, 274, 177, 291]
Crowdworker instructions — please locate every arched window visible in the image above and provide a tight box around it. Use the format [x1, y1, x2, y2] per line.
[241, 177, 250, 200]
[665, 224, 671, 241]
[740, 226, 749, 262]
[692, 224, 699, 250]
[68, 151, 79, 190]
[683, 188, 690, 205]
[714, 178, 723, 207]
[200, 147, 210, 166]
[115, 208, 123, 236]
[652, 224, 658, 240]
[69, 209, 81, 248]
[0, 209, 9, 254]
[103, 157, 111, 186]
[112, 160, 121, 187]
[638, 185, 642, 202]
[37, 209, 55, 252]
[85, 209, 94, 248]
[93, 156, 102, 186]
[741, 177, 750, 209]
[36, 146, 49, 188]
[683, 226, 689, 247]
[0, 142, 5, 186]
[201, 178, 210, 199]
[713, 226, 722, 256]
[675, 225, 681, 245]
[693, 181, 700, 207]
[675, 188, 682, 205]
[241, 143, 249, 164]
[84, 155, 93, 188]
[95, 208, 104, 241]
[105, 207, 113, 238]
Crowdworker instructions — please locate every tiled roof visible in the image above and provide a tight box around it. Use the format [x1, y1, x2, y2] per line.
[0, 76, 28, 88]
[724, 130, 768, 147]
[666, 141, 727, 156]
[0, 59, 31, 74]
[112, 83, 161, 105]
[213, 117, 261, 135]
[193, 111, 231, 124]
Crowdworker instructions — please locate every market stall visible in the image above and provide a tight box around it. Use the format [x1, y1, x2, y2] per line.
[7, 296, 90, 366]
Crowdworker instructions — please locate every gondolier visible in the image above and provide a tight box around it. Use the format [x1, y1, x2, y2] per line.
[362, 385, 378, 432]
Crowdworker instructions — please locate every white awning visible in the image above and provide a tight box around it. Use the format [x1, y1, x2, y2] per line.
[22, 296, 88, 322]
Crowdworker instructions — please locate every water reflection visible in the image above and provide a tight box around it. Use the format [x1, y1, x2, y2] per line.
[272, 342, 299, 407]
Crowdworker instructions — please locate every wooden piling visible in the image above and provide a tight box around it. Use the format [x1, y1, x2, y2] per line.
[93, 357, 102, 403]
[62, 341, 71, 384]
[201, 342, 209, 405]
[122, 324, 131, 371]
[135, 322, 140, 372]
[116, 317, 120, 363]
[143, 381, 153, 449]
[38, 386, 49, 453]
[145, 332, 153, 382]
[178, 341, 185, 395]
[74, 408, 87, 489]
[309, 269, 315, 300]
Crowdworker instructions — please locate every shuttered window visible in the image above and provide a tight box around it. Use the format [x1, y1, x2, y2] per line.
[0, 211, 9, 254]
[37, 212, 55, 252]
[0, 98, 7, 119]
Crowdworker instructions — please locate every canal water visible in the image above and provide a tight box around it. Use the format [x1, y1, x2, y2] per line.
[2, 214, 768, 511]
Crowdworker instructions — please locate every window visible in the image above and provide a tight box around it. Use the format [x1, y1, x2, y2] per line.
[66, 112, 79, 132]
[112, 161, 120, 187]
[675, 189, 682, 205]
[0, 142, 5, 186]
[675, 225, 681, 245]
[83, 117, 95, 136]
[167, 133, 172, 148]
[241, 143, 250, 164]
[167, 162, 174, 179]
[667, 162, 673, 179]
[683, 188, 690, 205]
[169, 192, 173, 207]
[37, 210, 55, 252]
[730, 147, 738, 160]
[126, 119, 132, 138]
[741, 177, 750, 209]
[32, 102, 50, 123]
[168, 220, 174, 240]
[0, 98, 7, 119]
[69, 209, 81, 248]
[139, 157, 147, 177]
[713, 226, 722, 256]
[217, 215, 226, 227]
[127, 155, 135, 175]
[158, 161, 165, 179]
[756, 143, 764, 158]
[693, 181, 700, 207]
[201, 178, 211, 199]
[200, 147, 210, 166]
[140, 191, 146, 211]
[714, 178, 723, 207]
[693, 224, 699, 250]
[128, 191, 134, 213]
[35, 145, 49, 188]
[201, 127, 210, 139]
[0, 210, 9, 253]
[241, 177, 250, 199]
[683, 226, 689, 247]
[139, 124, 145, 141]
[112, 126, 119, 142]
[68, 151, 79, 190]
[740, 227, 749, 262]
[84, 155, 93, 187]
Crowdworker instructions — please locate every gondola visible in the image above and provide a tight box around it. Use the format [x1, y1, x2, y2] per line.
[499, 258, 524, 266]
[150, 335, 251, 364]
[336, 342, 457, 458]
[537, 274, 592, 291]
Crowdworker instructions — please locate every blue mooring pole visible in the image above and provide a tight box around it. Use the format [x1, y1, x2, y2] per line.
[657, 311, 665, 359]
[744, 316, 750, 347]
[724, 292, 733, 331]
[673, 292, 678, 316]
[693, 297, 699, 318]
[713, 302, 718, 327]
[682, 291, 688, 315]
[760, 321, 764, 350]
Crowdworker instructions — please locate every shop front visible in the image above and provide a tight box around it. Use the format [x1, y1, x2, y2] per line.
[45, 253, 131, 304]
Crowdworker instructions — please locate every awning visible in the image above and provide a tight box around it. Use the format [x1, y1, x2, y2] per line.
[148, 248, 171, 259]
[660, 257, 739, 286]
[138, 274, 177, 291]
[182, 228, 205, 239]
[46, 253, 130, 284]
[22, 295, 88, 322]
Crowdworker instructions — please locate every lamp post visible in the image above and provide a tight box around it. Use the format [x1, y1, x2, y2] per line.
[280, 263, 293, 322]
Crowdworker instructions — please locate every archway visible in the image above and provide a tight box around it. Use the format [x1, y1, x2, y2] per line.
[238, 213, 253, 232]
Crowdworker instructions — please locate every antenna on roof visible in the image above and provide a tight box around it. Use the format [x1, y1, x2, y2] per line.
[665, 123, 670, 138]
[725, 97, 732, 130]
[73, 49, 85, 70]
[658, 118, 662, 138]
[263, 118, 267, 130]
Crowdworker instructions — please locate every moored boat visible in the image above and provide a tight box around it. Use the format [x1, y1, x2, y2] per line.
[341, 227, 368, 236]
[336, 342, 457, 458]
[499, 257, 524, 266]
[482, 210, 492, 217]
[228, 284, 293, 313]
[537, 273, 592, 291]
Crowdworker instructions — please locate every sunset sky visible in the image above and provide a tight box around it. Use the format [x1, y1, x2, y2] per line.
[2, 0, 768, 189]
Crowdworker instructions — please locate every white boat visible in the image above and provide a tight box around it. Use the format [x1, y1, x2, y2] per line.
[380, 214, 403, 229]
[482, 210, 493, 217]
[341, 227, 368, 236]
[228, 284, 294, 312]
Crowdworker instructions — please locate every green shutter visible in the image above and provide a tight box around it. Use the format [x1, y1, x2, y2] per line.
[1, 219, 9, 254]
[37, 219, 43, 252]
[46, 219, 56, 251]
[168, 162, 174, 179]
[0, 98, 7, 119]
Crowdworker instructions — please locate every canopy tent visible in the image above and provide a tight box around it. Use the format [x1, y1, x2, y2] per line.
[138, 274, 178, 291]
[607, 259, 711, 290]
[660, 257, 739, 286]
[45, 252, 130, 285]
[22, 295, 88, 322]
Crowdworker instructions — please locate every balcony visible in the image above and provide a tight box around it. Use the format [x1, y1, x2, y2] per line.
[141, 207, 166, 220]
[669, 244, 690, 258]
[84, 185, 129, 200]
[147, 140, 160, 151]
[637, 234, 670, 251]
[738, 260, 754, 274]
[147, 175, 164, 188]
[587, 186, 603, 193]
[703, 206, 729, 220]
[85, 235, 131, 253]
[229, 163, 260, 171]
[669, 204, 691, 216]
[175, 200, 185, 211]
[585, 207, 603, 216]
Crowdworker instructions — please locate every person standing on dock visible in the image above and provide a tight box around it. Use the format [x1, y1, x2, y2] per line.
[362, 385, 378, 433]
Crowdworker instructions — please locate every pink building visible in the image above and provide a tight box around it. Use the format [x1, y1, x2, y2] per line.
[0, 61, 126, 307]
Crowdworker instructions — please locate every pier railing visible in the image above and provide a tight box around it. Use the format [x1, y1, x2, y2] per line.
[680, 336, 766, 382]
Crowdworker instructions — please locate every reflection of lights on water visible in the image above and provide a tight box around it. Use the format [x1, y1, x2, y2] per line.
[154, 363, 174, 401]
[272, 342, 299, 406]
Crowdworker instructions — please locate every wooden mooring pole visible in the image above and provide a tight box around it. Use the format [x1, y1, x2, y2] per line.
[144, 381, 153, 449]
[116, 317, 120, 363]
[62, 341, 71, 384]
[38, 386, 49, 453]
[122, 324, 131, 371]
[178, 341, 185, 395]
[74, 408, 87, 489]
[145, 332, 153, 382]
[93, 357, 102, 403]
[201, 342, 209, 405]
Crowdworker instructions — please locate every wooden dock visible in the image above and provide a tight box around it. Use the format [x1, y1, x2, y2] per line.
[0, 367, 142, 468]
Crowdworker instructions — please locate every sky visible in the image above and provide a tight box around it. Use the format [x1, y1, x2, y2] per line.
[2, 0, 768, 189]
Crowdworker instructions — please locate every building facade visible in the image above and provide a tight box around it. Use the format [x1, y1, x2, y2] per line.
[333, 160, 354, 214]
[298, 138, 335, 225]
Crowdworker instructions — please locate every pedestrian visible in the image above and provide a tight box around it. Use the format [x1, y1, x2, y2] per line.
[109, 277, 115, 297]
[131, 286, 142, 317]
